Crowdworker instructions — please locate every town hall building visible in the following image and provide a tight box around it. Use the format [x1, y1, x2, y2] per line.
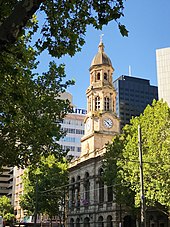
[67, 40, 123, 227]
[67, 40, 169, 227]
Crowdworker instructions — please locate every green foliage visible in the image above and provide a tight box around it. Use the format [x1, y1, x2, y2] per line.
[0, 47, 74, 168]
[104, 100, 170, 214]
[37, 0, 128, 57]
[0, 0, 128, 168]
[118, 24, 129, 37]
[0, 196, 15, 221]
[0, 17, 74, 168]
[0, 0, 128, 55]
[103, 135, 135, 209]
[20, 155, 68, 218]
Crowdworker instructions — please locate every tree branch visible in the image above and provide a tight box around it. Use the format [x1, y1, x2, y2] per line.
[0, 0, 43, 50]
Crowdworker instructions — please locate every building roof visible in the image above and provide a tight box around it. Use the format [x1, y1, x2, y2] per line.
[90, 41, 113, 69]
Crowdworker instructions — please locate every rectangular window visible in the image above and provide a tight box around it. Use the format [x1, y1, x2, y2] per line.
[95, 96, 100, 110]
[104, 97, 110, 111]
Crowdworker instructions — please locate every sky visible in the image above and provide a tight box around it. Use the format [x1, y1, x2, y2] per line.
[36, 0, 170, 109]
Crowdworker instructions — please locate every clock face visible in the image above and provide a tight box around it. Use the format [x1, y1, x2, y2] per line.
[103, 118, 113, 128]
[86, 118, 91, 131]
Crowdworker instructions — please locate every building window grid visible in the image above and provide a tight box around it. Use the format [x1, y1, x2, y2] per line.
[104, 97, 110, 111]
[95, 96, 100, 110]
[62, 145, 75, 151]
[61, 128, 84, 135]
[77, 147, 81, 152]
[63, 119, 84, 126]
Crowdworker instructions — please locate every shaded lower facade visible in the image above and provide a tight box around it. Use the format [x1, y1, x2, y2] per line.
[68, 214, 136, 227]
[67, 156, 169, 227]
[67, 156, 136, 227]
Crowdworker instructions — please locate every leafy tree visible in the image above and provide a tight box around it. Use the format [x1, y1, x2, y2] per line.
[0, 0, 128, 168]
[0, 196, 15, 224]
[103, 100, 170, 217]
[0, 0, 128, 53]
[103, 135, 137, 225]
[0, 6, 74, 168]
[20, 155, 68, 224]
[0, 50, 74, 168]
[103, 136, 136, 209]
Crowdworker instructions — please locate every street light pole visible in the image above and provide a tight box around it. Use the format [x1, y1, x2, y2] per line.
[34, 176, 38, 227]
[138, 125, 146, 227]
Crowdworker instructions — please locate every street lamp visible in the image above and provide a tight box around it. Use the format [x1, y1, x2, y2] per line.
[138, 125, 146, 227]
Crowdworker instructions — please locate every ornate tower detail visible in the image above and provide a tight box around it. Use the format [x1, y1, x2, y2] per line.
[80, 40, 120, 158]
[68, 40, 121, 227]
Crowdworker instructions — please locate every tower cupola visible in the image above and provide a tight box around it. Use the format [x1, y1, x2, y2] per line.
[90, 41, 113, 70]
[88, 39, 114, 88]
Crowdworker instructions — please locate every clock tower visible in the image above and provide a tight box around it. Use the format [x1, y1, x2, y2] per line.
[80, 40, 120, 158]
[68, 41, 121, 227]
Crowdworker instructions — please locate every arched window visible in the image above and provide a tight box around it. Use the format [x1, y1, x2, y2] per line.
[71, 177, 75, 207]
[123, 215, 133, 227]
[107, 216, 113, 227]
[98, 168, 104, 203]
[107, 185, 113, 202]
[97, 72, 100, 80]
[84, 217, 90, 227]
[104, 72, 108, 80]
[98, 216, 104, 227]
[149, 215, 155, 227]
[70, 218, 74, 227]
[113, 98, 115, 111]
[83, 172, 90, 206]
[95, 96, 100, 110]
[76, 176, 81, 207]
[104, 97, 110, 111]
[88, 98, 92, 111]
[76, 218, 80, 227]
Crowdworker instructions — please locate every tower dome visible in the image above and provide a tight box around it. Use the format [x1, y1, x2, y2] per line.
[90, 41, 113, 69]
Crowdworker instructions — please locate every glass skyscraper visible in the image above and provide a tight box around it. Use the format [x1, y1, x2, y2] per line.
[113, 75, 158, 129]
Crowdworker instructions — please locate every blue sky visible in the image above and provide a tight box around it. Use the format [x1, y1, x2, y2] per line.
[37, 0, 170, 109]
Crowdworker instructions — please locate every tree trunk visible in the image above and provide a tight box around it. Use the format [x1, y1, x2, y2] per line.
[0, 0, 43, 50]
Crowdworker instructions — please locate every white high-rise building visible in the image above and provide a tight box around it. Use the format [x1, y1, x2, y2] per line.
[13, 92, 86, 221]
[156, 47, 170, 106]
[59, 92, 86, 158]
[59, 111, 86, 158]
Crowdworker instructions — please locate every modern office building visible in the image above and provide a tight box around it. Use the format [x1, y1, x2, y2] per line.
[0, 167, 14, 201]
[156, 47, 170, 106]
[13, 167, 25, 221]
[58, 92, 86, 158]
[59, 108, 86, 158]
[113, 75, 158, 129]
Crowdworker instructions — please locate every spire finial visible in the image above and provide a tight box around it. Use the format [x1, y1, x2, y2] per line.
[100, 34, 104, 43]
[98, 34, 104, 53]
